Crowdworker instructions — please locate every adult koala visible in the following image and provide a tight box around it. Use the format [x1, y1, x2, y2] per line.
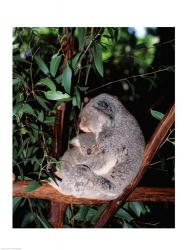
[49, 93, 145, 200]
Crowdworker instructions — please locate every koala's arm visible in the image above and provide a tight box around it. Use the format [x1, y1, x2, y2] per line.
[49, 164, 119, 200]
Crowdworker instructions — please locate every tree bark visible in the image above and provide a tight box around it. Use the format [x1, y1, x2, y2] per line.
[13, 181, 174, 203]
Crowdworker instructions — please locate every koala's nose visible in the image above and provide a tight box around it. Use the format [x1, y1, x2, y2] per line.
[87, 148, 92, 155]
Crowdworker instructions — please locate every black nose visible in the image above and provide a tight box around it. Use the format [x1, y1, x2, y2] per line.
[87, 148, 92, 155]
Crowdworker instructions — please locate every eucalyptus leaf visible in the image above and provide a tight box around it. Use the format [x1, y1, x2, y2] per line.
[35, 95, 49, 110]
[62, 64, 72, 94]
[34, 55, 49, 75]
[115, 208, 134, 222]
[77, 28, 85, 51]
[22, 104, 36, 117]
[38, 78, 56, 91]
[93, 43, 104, 77]
[71, 53, 81, 71]
[65, 207, 73, 221]
[85, 208, 97, 222]
[13, 78, 21, 85]
[45, 90, 70, 101]
[17, 137, 30, 157]
[13, 103, 23, 116]
[150, 109, 165, 120]
[37, 110, 44, 122]
[128, 202, 146, 217]
[44, 116, 55, 125]
[50, 54, 62, 77]
[25, 181, 41, 192]
[55, 74, 62, 84]
[13, 197, 24, 214]
[77, 86, 89, 92]
[74, 205, 89, 221]
[21, 212, 34, 227]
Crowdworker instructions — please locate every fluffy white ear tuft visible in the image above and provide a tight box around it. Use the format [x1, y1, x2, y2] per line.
[70, 137, 80, 147]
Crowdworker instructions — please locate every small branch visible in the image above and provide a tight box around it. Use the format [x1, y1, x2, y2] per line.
[86, 66, 175, 94]
[13, 181, 174, 203]
[52, 103, 66, 159]
[94, 104, 175, 228]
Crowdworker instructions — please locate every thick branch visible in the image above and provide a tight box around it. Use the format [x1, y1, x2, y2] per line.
[94, 104, 175, 227]
[13, 181, 174, 203]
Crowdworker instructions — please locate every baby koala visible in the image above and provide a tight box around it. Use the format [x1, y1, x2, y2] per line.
[70, 133, 99, 157]
[61, 133, 99, 167]
[48, 132, 118, 200]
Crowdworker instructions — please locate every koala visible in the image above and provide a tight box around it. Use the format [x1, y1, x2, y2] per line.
[49, 93, 145, 200]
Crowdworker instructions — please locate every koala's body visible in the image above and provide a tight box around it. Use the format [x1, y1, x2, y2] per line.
[49, 93, 145, 200]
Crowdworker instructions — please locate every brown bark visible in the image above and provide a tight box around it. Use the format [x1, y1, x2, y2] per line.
[52, 103, 66, 159]
[94, 104, 175, 227]
[13, 181, 174, 203]
[49, 201, 68, 228]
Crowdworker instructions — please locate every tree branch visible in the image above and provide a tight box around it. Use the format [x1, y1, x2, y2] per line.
[13, 181, 174, 203]
[94, 104, 175, 227]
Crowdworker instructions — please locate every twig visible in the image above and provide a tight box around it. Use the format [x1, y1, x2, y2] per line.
[86, 66, 175, 94]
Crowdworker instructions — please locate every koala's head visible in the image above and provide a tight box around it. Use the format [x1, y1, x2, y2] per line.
[70, 133, 98, 155]
[79, 94, 116, 135]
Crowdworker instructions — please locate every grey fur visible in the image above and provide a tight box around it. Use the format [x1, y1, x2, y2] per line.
[49, 93, 145, 200]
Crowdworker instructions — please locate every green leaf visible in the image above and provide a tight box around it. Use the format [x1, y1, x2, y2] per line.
[17, 137, 30, 157]
[85, 208, 97, 222]
[77, 28, 85, 50]
[62, 64, 72, 94]
[25, 181, 41, 192]
[77, 86, 89, 92]
[22, 104, 36, 117]
[45, 91, 70, 101]
[50, 54, 62, 77]
[16, 92, 24, 103]
[13, 197, 24, 214]
[13, 103, 23, 116]
[72, 88, 81, 108]
[13, 78, 21, 85]
[21, 212, 34, 227]
[128, 202, 146, 217]
[55, 74, 63, 84]
[123, 222, 134, 228]
[20, 127, 29, 135]
[107, 28, 115, 39]
[38, 110, 44, 122]
[71, 53, 81, 71]
[65, 206, 73, 221]
[34, 55, 49, 75]
[115, 208, 134, 222]
[74, 205, 89, 221]
[37, 206, 52, 228]
[35, 95, 49, 110]
[44, 116, 55, 125]
[93, 43, 104, 77]
[150, 109, 165, 120]
[38, 78, 56, 91]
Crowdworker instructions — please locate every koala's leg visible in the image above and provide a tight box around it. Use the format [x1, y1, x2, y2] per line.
[57, 165, 119, 200]
[108, 161, 138, 195]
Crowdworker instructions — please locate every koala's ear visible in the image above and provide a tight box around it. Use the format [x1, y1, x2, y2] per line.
[70, 137, 80, 147]
[93, 100, 115, 120]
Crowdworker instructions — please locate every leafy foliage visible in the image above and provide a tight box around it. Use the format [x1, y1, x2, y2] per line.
[13, 27, 175, 228]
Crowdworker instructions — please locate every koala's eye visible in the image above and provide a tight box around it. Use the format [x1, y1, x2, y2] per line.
[87, 148, 92, 155]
